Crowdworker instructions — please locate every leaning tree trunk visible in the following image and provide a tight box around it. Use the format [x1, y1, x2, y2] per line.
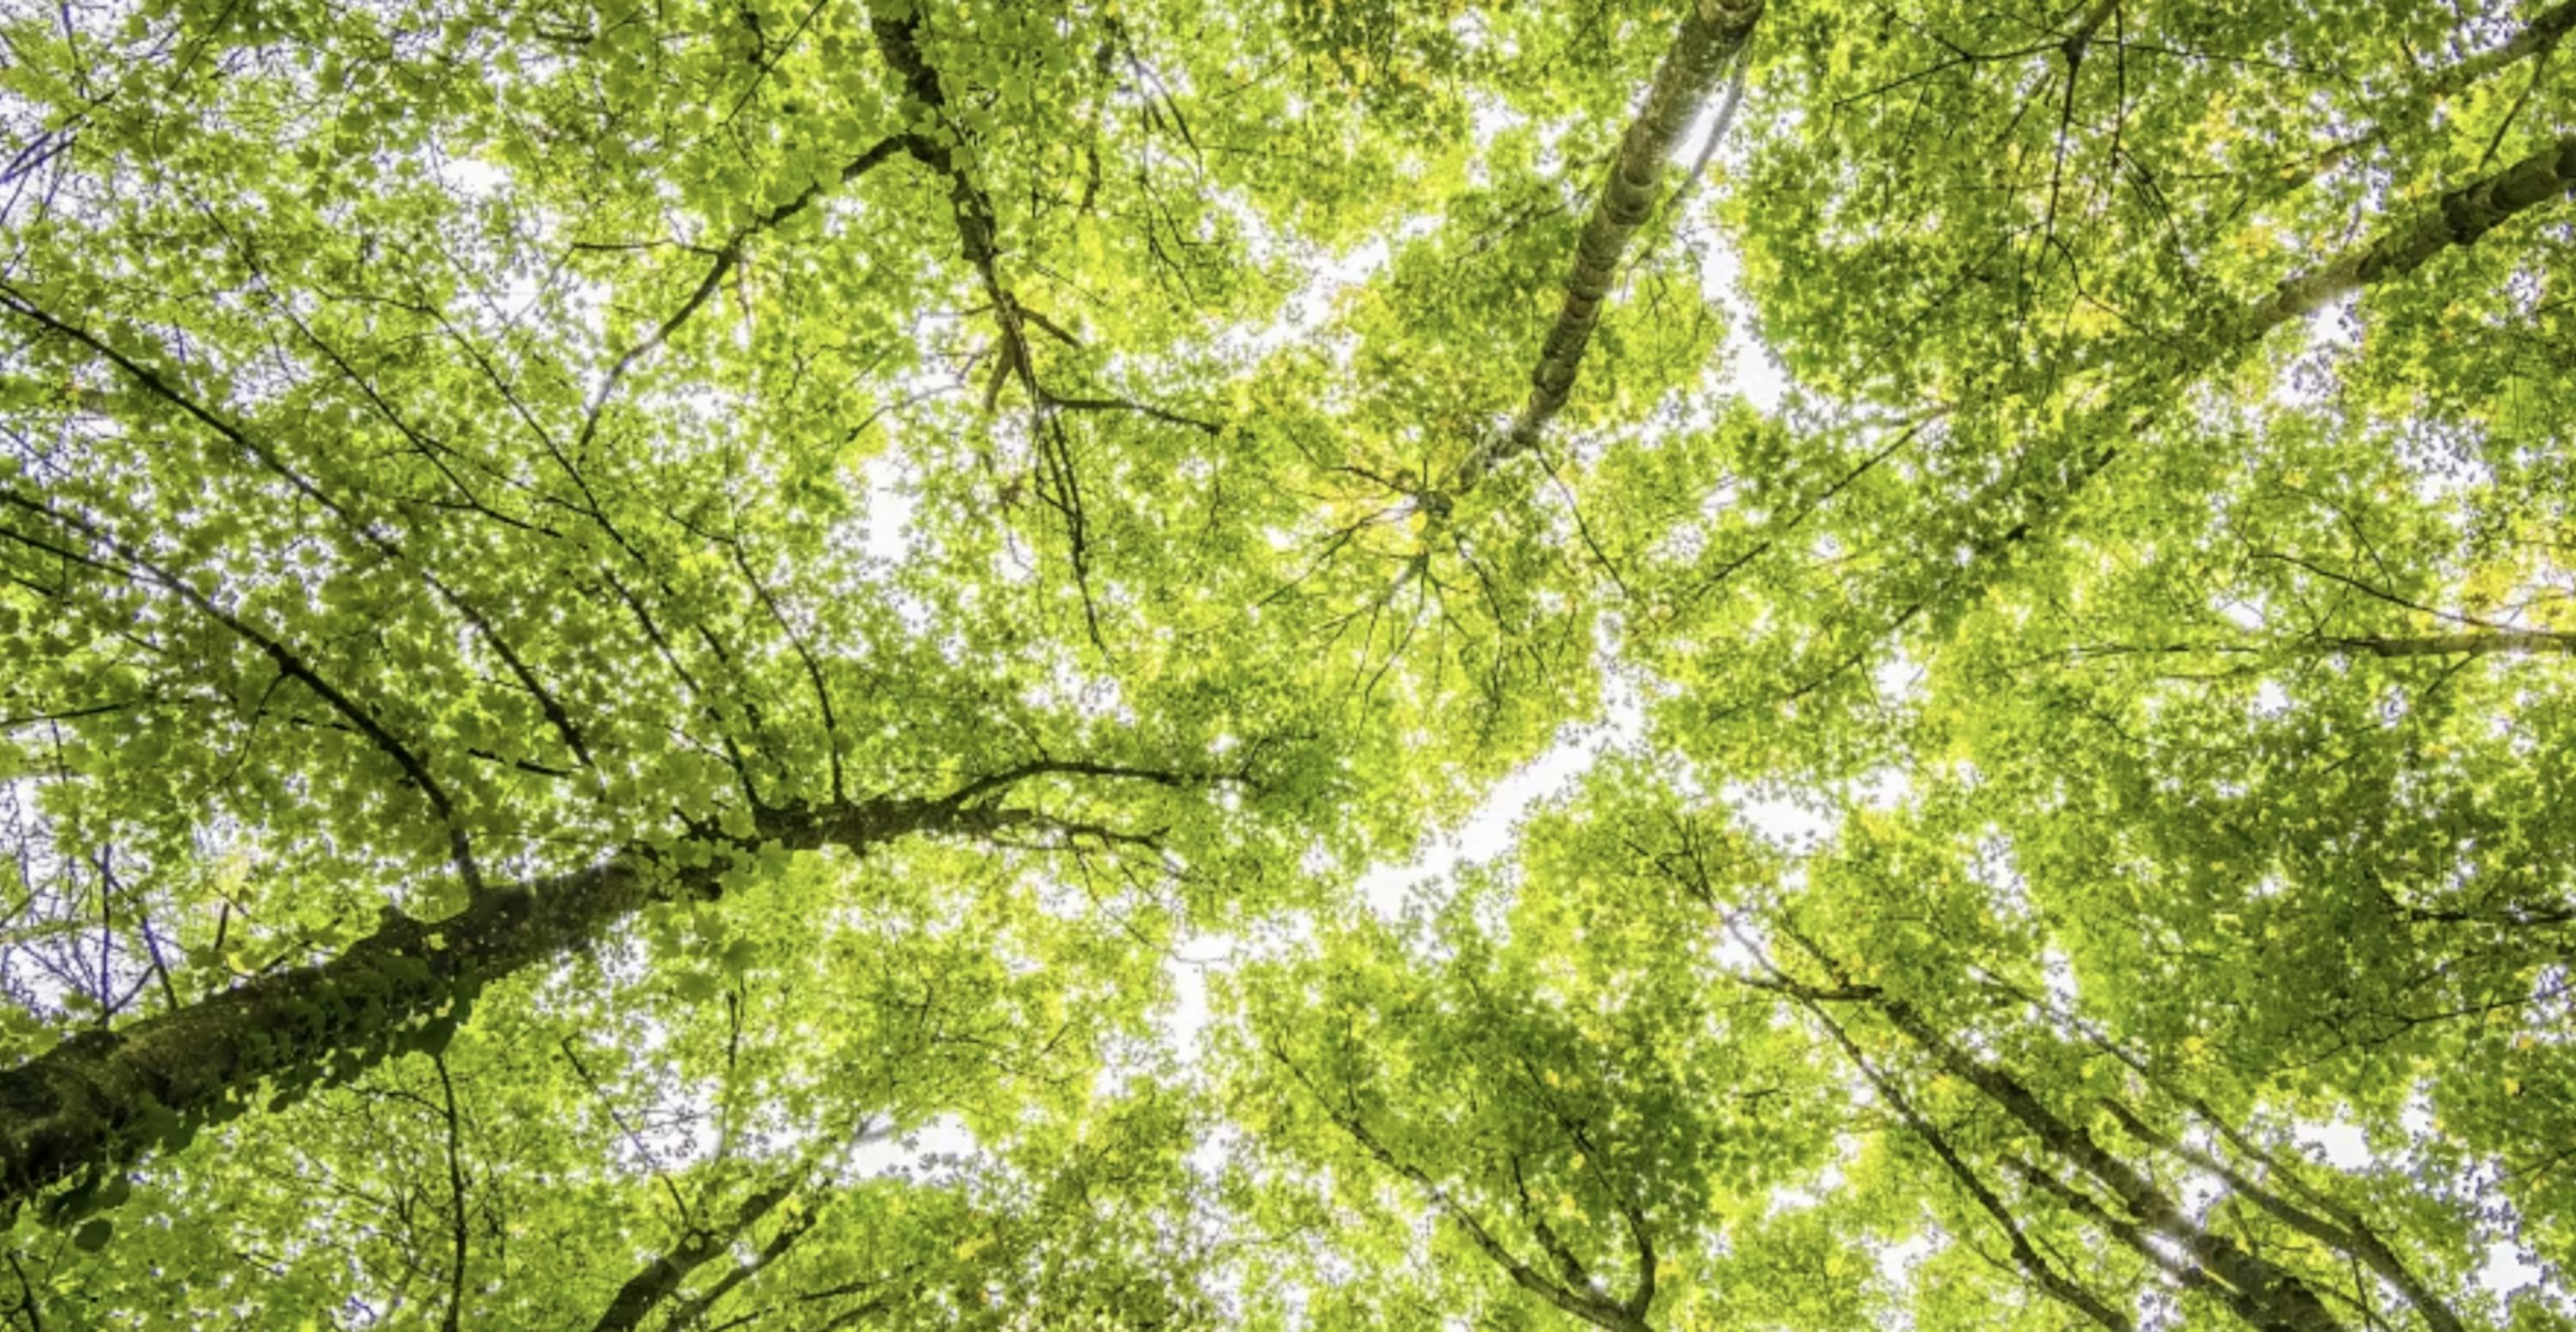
[0, 794, 1019, 1215]
[0, 858, 667, 1215]
[1455, 0, 1766, 490]
[2247, 134, 2576, 331]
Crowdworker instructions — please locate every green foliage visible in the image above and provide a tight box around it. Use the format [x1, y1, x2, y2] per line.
[2, 0, 2572, 1327]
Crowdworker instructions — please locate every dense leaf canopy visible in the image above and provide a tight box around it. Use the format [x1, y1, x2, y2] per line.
[2, 0, 2572, 1326]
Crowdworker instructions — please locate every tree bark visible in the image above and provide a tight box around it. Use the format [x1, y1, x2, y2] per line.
[649, 1188, 827, 1332]
[1458, 0, 1765, 488]
[1789, 991, 2132, 1332]
[0, 792, 1107, 1214]
[0, 856, 664, 1213]
[589, 1178, 796, 1332]
[1868, 997, 2348, 1332]
[2248, 135, 2576, 333]
[2095, 1098, 2468, 1332]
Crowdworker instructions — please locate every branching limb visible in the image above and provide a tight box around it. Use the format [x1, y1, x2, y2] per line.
[1264, 1041, 1656, 1331]
[1787, 985, 2132, 1332]
[0, 484, 487, 896]
[574, 136, 913, 455]
[586, 1177, 798, 1332]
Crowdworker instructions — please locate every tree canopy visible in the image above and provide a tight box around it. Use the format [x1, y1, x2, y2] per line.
[1, 0, 2571, 1326]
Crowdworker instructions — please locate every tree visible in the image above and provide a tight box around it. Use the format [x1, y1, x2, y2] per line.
[3, 0, 2571, 1326]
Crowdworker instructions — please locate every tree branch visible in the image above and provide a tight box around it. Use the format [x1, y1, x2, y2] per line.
[0, 757, 1191, 1213]
[2094, 1098, 2466, 1332]
[433, 1053, 471, 1332]
[573, 136, 912, 455]
[0, 484, 487, 896]
[1266, 1041, 1652, 1331]
[1784, 984, 2131, 1332]
[2247, 135, 2576, 332]
[588, 1177, 796, 1332]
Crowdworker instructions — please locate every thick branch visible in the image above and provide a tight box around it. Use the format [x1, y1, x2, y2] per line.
[1867, 997, 2347, 1332]
[1736, 922, 2343, 1332]
[434, 1053, 471, 1332]
[2324, 630, 2576, 659]
[1788, 990, 2131, 1332]
[2281, 0, 2576, 189]
[1509, 1049, 1661, 1319]
[2429, 0, 2576, 98]
[1780, 133, 2576, 715]
[2095, 1098, 2467, 1332]
[1509, 1154, 1602, 1295]
[935, 757, 1213, 809]
[0, 485, 486, 895]
[0, 855, 661, 1213]
[2009, 1159, 2269, 1324]
[867, 11, 1029, 395]
[589, 1178, 796, 1332]
[653, 1192, 825, 1332]
[2248, 135, 2576, 332]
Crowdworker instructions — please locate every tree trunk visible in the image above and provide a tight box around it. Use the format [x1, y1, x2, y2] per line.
[0, 857, 665, 1213]
[1871, 997, 2347, 1332]
[1459, 0, 1765, 488]
[0, 794, 1042, 1214]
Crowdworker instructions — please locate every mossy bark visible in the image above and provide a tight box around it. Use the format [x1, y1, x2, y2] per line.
[0, 858, 668, 1212]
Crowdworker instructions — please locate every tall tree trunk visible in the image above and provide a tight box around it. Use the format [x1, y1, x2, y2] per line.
[1456, 0, 1766, 489]
[1867, 996, 2348, 1332]
[0, 857, 665, 1214]
[0, 792, 1091, 1214]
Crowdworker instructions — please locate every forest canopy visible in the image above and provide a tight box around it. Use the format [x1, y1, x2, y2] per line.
[2, 0, 2573, 1327]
